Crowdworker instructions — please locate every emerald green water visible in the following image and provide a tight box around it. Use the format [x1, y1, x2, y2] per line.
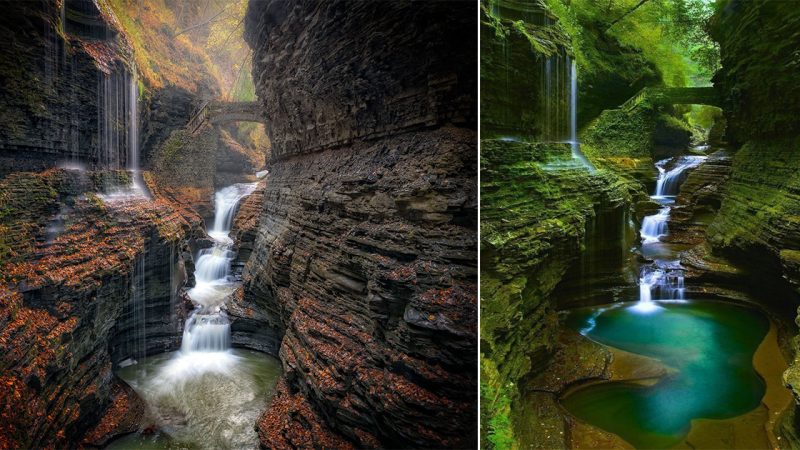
[561, 301, 768, 449]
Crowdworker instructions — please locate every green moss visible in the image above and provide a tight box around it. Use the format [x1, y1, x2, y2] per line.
[480, 139, 639, 449]
[708, 139, 800, 260]
[480, 3, 572, 140]
[481, 358, 516, 450]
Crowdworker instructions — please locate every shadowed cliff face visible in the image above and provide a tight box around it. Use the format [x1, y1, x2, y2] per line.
[702, 0, 800, 444]
[245, 0, 476, 160]
[0, 169, 203, 448]
[244, 1, 477, 448]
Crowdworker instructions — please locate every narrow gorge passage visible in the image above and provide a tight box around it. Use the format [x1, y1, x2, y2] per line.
[560, 147, 772, 449]
[113, 182, 281, 449]
[480, 1, 800, 449]
[0, 1, 478, 448]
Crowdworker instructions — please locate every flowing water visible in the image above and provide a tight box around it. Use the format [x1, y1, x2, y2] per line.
[559, 152, 773, 447]
[568, 58, 595, 172]
[112, 349, 281, 450]
[112, 182, 279, 449]
[636, 155, 705, 311]
[562, 301, 768, 449]
[98, 70, 150, 203]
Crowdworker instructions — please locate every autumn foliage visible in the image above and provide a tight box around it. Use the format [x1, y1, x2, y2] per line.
[0, 168, 200, 448]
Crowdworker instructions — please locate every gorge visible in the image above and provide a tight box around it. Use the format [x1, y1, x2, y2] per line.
[481, 0, 800, 449]
[0, 0, 477, 449]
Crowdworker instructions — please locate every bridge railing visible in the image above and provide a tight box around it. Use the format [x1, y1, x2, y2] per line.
[187, 100, 211, 134]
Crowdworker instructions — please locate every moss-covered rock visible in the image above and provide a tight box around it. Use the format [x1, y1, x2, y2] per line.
[480, 138, 638, 449]
[480, 1, 572, 141]
[710, 0, 800, 146]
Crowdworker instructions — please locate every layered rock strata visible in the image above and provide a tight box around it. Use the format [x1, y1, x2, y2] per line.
[480, 139, 638, 448]
[706, 0, 800, 443]
[244, 1, 477, 447]
[0, 169, 202, 448]
[0, 0, 139, 175]
[666, 149, 732, 246]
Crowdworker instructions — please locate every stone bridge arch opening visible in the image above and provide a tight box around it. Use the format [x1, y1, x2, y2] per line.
[187, 100, 265, 134]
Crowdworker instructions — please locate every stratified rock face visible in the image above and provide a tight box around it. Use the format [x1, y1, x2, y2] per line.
[0, 169, 200, 448]
[706, 0, 800, 297]
[0, 0, 139, 175]
[667, 149, 732, 246]
[244, 1, 477, 447]
[710, 0, 800, 146]
[480, 1, 572, 140]
[245, 0, 476, 160]
[479, 139, 637, 448]
[707, 1, 800, 443]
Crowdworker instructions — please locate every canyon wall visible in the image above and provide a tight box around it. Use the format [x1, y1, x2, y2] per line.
[0, 0, 138, 174]
[707, 0, 800, 442]
[0, 169, 202, 448]
[0, 3, 214, 447]
[243, 1, 477, 448]
[479, 3, 645, 449]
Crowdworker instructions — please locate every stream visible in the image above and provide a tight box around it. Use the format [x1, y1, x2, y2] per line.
[559, 151, 775, 448]
[109, 183, 281, 450]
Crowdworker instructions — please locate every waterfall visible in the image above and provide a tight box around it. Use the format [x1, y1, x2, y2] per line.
[653, 156, 706, 198]
[180, 314, 231, 352]
[98, 68, 149, 203]
[634, 270, 660, 312]
[181, 182, 258, 354]
[635, 154, 704, 312]
[567, 57, 595, 172]
[209, 183, 258, 241]
[640, 156, 706, 244]
[640, 207, 670, 244]
[194, 246, 234, 283]
[128, 71, 139, 171]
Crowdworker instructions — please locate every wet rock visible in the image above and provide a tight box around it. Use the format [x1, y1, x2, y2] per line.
[667, 149, 732, 245]
[243, 0, 477, 447]
[0, 169, 202, 448]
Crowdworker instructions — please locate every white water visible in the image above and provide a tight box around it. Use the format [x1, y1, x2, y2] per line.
[181, 182, 257, 357]
[209, 183, 258, 242]
[654, 156, 706, 198]
[635, 155, 704, 312]
[99, 70, 150, 204]
[640, 207, 670, 244]
[568, 58, 596, 172]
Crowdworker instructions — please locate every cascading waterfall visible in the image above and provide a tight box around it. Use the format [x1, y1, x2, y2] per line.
[209, 183, 259, 241]
[568, 58, 595, 172]
[653, 156, 706, 199]
[635, 155, 704, 312]
[640, 207, 670, 244]
[178, 182, 258, 357]
[98, 68, 149, 203]
[114, 183, 279, 449]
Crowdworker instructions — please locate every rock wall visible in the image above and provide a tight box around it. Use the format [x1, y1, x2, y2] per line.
[710, 0, 800, 147]
[706, 0, 800, 442]
[244, 1, 477, 447]
[480, 1, 572, 141]
[0, 0, 142, 175]
[480, 139, 637, 449]
[0, 0, 217, 176]
[0, 169, 202, 448]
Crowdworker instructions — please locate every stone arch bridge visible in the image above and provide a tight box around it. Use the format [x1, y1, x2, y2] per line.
[621, 87, 722, 111]
[187, 100, 264, 134]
